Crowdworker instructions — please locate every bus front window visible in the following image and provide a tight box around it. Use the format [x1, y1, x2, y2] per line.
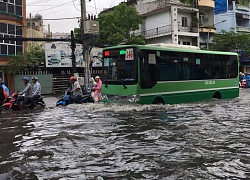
[103, 49, 137, 85]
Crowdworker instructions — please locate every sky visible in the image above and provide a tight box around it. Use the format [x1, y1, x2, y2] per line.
[26, 0, 125, 33]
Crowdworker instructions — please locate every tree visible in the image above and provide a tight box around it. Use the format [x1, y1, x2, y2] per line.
[74, 3, 145, 46]
[178, 0, 197, 7]
[210, 30, 250, 54]
[5, 45, 45, 75]
[97, 3, 145, 45]
[74, 27, 82, 43]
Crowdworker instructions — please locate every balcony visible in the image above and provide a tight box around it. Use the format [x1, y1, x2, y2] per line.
[236, 26, 250, 33]
[135, 25, 172, 39]
[136, 0, 185, 15]
[199, 25, 216, 33]
[198, 0, 214, 8]
[134, 25, 199, 39]
[236, 4, 250, 12]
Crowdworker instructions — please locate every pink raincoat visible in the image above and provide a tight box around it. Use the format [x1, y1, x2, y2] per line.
[93, 79, 102, 102]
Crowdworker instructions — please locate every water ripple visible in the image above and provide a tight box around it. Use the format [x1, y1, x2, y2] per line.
[0, 92, 250, 179]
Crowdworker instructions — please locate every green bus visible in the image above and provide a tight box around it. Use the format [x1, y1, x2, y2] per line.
[101, 44, 239, 104]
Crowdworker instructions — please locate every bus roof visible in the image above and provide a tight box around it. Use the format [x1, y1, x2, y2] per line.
[103, 44, 238, 56]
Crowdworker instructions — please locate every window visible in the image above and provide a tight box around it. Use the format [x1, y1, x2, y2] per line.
[183, 41, 191, 45]
[8, 45, 15, 55]
[8, 24, 15, 35]
[8, 3, 14, 14]
[182, 17, 188, 27]
[139, 49, 238, 85]
[0, 0, 22, 16]
[0, 2, 6, 12]
[0, 23, 23, 55]
[1, 44, 7, 54]
[16, 5, 22, 16]
[16, 0, 22, 6]
[0, 23, 7, 33]
[103, 48, 138, 85]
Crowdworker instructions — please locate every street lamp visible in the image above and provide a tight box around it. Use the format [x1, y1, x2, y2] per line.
[207, 20, 227, 50]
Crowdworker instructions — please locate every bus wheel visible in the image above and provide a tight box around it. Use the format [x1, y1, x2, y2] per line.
[152, 97, 165, 105]
[213, 91, 221, 99]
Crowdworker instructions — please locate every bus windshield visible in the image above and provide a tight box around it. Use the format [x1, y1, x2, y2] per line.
[103, 48, 138, 85]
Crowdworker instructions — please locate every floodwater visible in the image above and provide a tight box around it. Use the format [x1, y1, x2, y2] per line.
[0, 89, 250, 180]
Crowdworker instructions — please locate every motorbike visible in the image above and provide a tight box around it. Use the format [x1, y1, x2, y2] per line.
[56, 89, 93, 107]
[2, 92, 45, 111]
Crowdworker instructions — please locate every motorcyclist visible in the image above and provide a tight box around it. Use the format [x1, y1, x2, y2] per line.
[30, 76, 41, 107]
[18, 77, 32, 108]
[69, 76, 83, 103]
[0, 86, 6, 104]
[0, 81, 9, 98]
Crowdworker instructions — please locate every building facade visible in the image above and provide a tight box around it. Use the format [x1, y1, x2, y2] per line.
[198, 0, 216, 50]
[215, 0, 250, 33]
[0, 0, 26, 82]
[26, 13, 52, 49]
[134, 0, 199, 46]
[215, 0, 250, 72]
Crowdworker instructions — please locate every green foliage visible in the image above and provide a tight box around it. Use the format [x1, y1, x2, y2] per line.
[97, 3, 145, 46]
[179, 0, 194, 5]
[210, 30, 250, 54]
[74, 27, 82, 43]
[128, 34, 146, 45]
[236, 0, 250, 6]
[5, 45, 45, 75]
[74, 3, 145, 46]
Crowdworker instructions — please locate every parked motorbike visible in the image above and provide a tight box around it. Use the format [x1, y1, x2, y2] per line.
[2, 92, 45, 111]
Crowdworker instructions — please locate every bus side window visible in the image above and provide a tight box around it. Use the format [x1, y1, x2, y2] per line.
[140, 50, 158, 89]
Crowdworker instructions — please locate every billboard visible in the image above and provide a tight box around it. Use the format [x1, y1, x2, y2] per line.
[45, 42, 84, 67]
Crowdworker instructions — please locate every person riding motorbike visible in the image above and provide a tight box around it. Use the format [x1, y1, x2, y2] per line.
[30, 76, 41, 107]
[0, 81, 9, 99]
[69, 76, 83, 103]
[18, 77, 32, 109]
[0, 86, 6, 105]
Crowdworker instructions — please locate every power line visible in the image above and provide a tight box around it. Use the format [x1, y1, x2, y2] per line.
[28, 0, 76, 13]
[73, 0, 81, 12]
[27, 0, 53, 6]
[43, 17, 81, 20]
[27, 4, 81, 6]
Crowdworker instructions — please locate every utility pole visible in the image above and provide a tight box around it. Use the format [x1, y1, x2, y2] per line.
[71, 30, 76, 73]
[80, 0, 90, 90]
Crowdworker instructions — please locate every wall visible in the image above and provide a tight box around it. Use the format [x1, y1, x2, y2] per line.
[145, 11, 171, 31]
[14, 74, 53, 95]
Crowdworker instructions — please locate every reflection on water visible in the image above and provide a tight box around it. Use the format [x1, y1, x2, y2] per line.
[0, 90, 250, 179]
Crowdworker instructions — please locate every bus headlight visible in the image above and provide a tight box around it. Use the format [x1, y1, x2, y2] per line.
[128, 95, 140, 103]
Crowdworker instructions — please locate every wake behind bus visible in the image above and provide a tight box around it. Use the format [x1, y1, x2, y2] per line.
[101, 44, 239, 105]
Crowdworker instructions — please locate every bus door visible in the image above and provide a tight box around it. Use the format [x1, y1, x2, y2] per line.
[140, 50, 158, 89]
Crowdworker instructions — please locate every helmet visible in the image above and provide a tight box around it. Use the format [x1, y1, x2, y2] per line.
[70, 76, 76, 81]
[32, 76, 38, 80]
[22, 77, 29, 82]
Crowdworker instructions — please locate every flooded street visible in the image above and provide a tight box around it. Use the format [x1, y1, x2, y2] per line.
[0, 90, 250, 179]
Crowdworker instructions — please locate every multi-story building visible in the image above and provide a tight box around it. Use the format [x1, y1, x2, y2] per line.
[198, 0, 216, 50]
[26, 13, 52, 49]
[215, 0, 250, 72]
[0, 0, 26, 81]
[134, 0, 199, 46]
[215, 0, 250, 33]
